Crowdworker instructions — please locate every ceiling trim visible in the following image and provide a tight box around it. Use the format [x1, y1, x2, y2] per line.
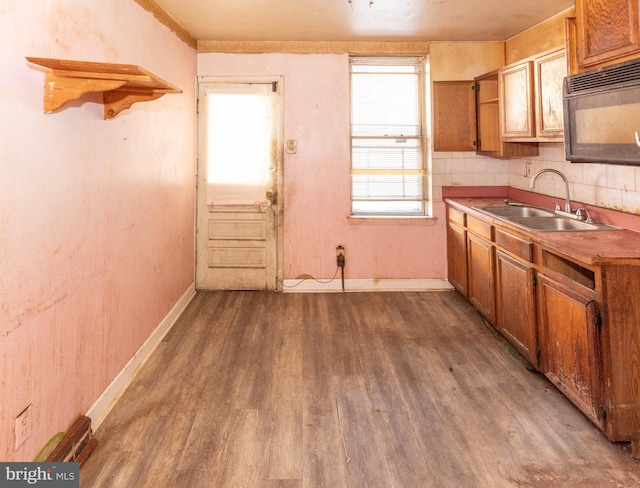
[197, 40, 430, 55]
[134, 0, 197, 49]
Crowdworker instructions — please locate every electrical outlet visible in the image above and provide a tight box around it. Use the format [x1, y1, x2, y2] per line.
[525, 162, 533, 177]
[336, 245, 345, 267]
[15, 404, 32, 449]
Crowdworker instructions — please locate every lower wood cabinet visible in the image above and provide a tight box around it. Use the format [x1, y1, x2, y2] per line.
[467, 233, 495, 323]
[495, 250, 538, 367]
[466, 216, 496, 323]
[447, 222, 467, 296]
[537, 273, 604, 429]
[445, 201, 640, 455]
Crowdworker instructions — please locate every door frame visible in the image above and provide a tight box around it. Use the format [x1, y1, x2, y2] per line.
[196, 76, 285, 291]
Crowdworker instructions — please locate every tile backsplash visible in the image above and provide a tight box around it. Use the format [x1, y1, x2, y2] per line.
[433, 143, 640, 215]
[431, 150, 509, 202]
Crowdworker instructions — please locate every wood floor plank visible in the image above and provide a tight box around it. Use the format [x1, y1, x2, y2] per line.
[81, 451, 145, 487]
[81, 291, 640, 487]
[333, 374, 394, 487]
[261, 295, 304, 481]
[301, 411, 348, 488]
[217, 408, 263, 486]
[128, 413, 196, 488]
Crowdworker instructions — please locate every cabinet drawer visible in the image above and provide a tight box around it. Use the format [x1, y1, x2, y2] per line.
[495, 228, 533, 262]
[448, 206, 466, 226]
[467, 215, 493, 240]
[542, 250, 595, 290]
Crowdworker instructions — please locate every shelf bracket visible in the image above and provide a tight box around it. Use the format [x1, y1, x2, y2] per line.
[43, 73, 128, 113]
[103, 90, 165, 119]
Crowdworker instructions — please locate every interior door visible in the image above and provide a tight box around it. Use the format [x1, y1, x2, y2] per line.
[196, 79, 283, 290]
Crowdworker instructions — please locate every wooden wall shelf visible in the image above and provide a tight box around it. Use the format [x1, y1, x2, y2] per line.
[26, 57, 182, 119]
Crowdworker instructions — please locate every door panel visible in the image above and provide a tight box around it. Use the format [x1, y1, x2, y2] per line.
[495, 250, 538, 366]
[447, 221, 468, 296]
[196, 79, 282, 290]
[537, 274, 603, 428]
[208, 217, 267, 240]
[467, 232, 496, 323]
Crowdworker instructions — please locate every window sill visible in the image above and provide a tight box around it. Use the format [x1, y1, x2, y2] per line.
[347, 215, 438, 226]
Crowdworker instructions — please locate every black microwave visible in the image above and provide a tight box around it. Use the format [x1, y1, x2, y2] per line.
[563, 57, 640, 165]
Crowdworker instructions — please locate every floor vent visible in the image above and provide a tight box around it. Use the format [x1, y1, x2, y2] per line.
[46, 415, 97, 465]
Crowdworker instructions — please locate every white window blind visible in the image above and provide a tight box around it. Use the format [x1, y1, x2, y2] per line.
[350, 57, 428, 216]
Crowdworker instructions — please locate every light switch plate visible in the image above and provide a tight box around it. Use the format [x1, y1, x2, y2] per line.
[525, 162, 533, 177]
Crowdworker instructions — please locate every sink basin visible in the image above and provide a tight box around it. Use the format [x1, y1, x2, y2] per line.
[473, 205, 620, 231]
[475, 205, 555, 218]
[508, 216, 619, 231]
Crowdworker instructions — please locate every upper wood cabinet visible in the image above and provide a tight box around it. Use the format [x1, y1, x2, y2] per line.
[500, 61, 535, 139]
[534, 49, 567, 138]
[576, 0, 640, 68]
[473, 71, 539, 158]
[432, 81, 476, 151]
[474, 71, 501, 154]
[431, 74, 538, 158]
[499, 48, 566, 142]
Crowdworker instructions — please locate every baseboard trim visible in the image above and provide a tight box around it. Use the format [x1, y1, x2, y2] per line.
[282, 278, 453, 293]
[86, 283, 197, 430]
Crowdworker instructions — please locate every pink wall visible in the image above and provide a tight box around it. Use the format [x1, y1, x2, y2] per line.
[0, 1, 197, 461]
[198, 53, 448, 281]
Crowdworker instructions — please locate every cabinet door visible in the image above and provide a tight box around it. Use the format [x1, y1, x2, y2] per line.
[495, 251, 538, 367]
[577, 0, 640, 67]
[475, 74, 501, 153]
[500, 61, 535, 139]
[474, 70, 539, 158]
[433, 81, 476, 151]
[537, 274, 604, 428]
[447, 221, 468, 296]
[467, 233, 495, 323]
[534, 49, 566, 140]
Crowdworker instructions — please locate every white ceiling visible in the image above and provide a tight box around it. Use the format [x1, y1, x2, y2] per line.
[154, 0, 575, 43]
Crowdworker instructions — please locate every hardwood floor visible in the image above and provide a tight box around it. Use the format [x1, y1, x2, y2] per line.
[80, 291, 640, 487]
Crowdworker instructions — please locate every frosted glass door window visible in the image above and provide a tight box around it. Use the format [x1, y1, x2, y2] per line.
[205, 84, 275, 206]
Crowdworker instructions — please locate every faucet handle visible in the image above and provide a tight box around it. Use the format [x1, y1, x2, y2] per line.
[553, 201, 561, 211]
[576, 207, 593, 223]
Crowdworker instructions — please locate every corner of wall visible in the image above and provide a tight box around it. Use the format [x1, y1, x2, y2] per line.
[86, 284, 196, 431]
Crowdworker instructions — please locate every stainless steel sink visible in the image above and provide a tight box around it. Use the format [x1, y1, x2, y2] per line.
[474, 205, 619, 232]
[508, 216, 603, 231]
[475, 205, 555, 218]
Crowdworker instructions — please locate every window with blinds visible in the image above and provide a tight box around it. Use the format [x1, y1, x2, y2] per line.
[350, 57, 428, 216]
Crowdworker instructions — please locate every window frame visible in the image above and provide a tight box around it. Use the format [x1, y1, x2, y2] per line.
[349, 56, 430, 217]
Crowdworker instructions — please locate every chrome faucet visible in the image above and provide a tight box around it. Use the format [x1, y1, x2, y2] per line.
[529, 168, 572, 214]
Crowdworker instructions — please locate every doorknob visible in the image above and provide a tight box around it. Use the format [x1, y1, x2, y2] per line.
[266, 189, 277, 205]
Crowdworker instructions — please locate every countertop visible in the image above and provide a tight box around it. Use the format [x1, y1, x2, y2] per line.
[445, 197, 640, 266]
